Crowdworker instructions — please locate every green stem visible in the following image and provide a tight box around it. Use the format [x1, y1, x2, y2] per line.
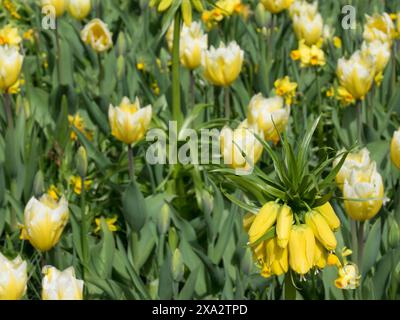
[3, 93, 13, 129]
[128, 145, 135, 181]
[55, 20, 61, 85]
[356, 100, 362, 145]
[224, 86, 230, 119]
[97, 53, 104, 93]
[189, 70, 195, 109]
[357, 221, 365, 273]
[351, 219, 358, 264]
[80, 175, 88, 276]
[172, 11, 182, 128]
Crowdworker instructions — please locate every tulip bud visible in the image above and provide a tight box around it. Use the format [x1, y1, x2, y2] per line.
[108, 97, 152, 145]
[116, 32, 127, 57]
[148, 279, 159, 300]
[41, 266, 84, 300]
[117, 55, 125, 80]
[388, 218, 400, 249]
[81, 19, 113, 53]
[288, 224, 315, 275]
[315, 202, 340, 231]
[0, 46, 24, 91]
[247, 94, 290, 144]
[390, 128, 400, 169]
[171, 248, 184, 282]
[41, 0, 66, 17]
[0, 252, 27, 300]
[168, 227, 179, 251]
[75, 146, 88, 178]
[276, 204, 293, 248]
[68, 0, 91, 20]
[33, 170, 45, 198]
[305, 210, 337, 251]
[248, 201, 279, 245]
[22, 194, 69, 252]
[202, 41, 244, 87]
[255, 3, 271, 28]
[157, 203, 170, 235]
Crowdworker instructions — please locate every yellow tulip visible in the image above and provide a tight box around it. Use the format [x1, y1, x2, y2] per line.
[42, 266, 84, 300]
[0, 252, 27, 300]
[292, 11, 323, 45]
[180, 21, 208, 70]
[305, 210, 337, 251]
[81, 18, 113, 53]
[337, 50, 375, 100]
[0, 25, 21, 47]
[343, 163, 384, 221]
[276, 204, 293, 248]
[288, 224, 315, 275]
[313, 241, 327, 269]
[261, 0, 294, 14]
[334, 148, 372, 189]
[289, 0, 318, 18]
[220, 120, 263, 172]
[360, 40, 391, 74]
[202, 41, 244, 86]
[21, 194, 69, 252]
[68, 0, 91, 20]
[390, 128, 400, 169]
[41, 0, 66, 17]
[0, 45, 24, 92]
[248, 202, 279, 244]
[108, 97, 152, 145]
[263, 237, 288, 277]
[315, 202, 340, 231]
[363, 13, 395, 44]
[247, 94, 290, 144]
[335, 263, 361, 290]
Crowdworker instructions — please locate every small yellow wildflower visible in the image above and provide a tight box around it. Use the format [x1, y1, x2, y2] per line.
[274, 76, 297, 105]
[94, 216, 118, 233]
[23, 29, 35, 42]
[336, 86, 356, 106]
[333, 36, 342, 49]
[68, 113, 93, 141]
[48, 185, 61, 201]
[290, 50, 301, 61]
[136, 61, 146, 71]
[70, 175, 92, 195]
[326, 87, 335, 98]
[335, 263, 361, 289]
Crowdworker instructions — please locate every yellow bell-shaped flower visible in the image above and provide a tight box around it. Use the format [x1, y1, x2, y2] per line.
[0, 252, 27, 300]
[343, 163, 384, 221]
[247, 94, 290, 144]
[261, 0, 294, 14]
[288, 224, 315, 275]
[276, 204, 293, 248]
[248, 201, 279, 245]
[262, 237, 288, 277]
[21, 194, 69, 252]
[0, 45, 24, 92]
[220, 120, 263, 172]
[42, 266, 84, 300]
[108, 97, 152, 145]
[68, 0, 91, 20]
[315, 202, 340, 231]
[390, 128, 400, 169]
[180, 21, 208, 70]
[363, 13, 395, 44]
[292, 10, 323, 46]
[337, 50, 375, 100]
[334, 148, 372, 190]
[215, 0, 241, 16]
[202, 41, 244, 86]
[313, 241, 327, 269]
[81, 18, 113, 53]
[41, 0, 66, 17]
[305, 210, 337, 251]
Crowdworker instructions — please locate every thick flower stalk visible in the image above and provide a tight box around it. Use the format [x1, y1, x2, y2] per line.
[41, 266, 84, 300]
[21, 194, 69, 252]
[0, 252, 27, 300]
